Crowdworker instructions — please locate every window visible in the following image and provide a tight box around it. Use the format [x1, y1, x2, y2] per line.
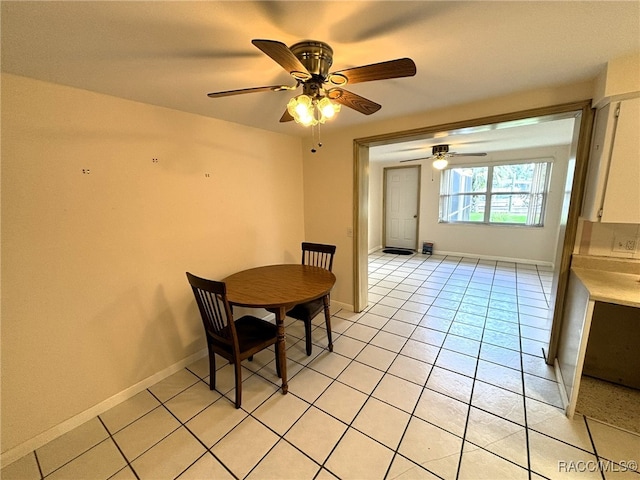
[439, 160, 551, 226]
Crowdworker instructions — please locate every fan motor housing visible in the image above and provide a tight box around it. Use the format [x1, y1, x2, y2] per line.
[290, 41, 333, 79]
[433, 145, 450, 155]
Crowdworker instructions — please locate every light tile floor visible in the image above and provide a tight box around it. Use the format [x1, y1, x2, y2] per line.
[3, 251, 640, 479]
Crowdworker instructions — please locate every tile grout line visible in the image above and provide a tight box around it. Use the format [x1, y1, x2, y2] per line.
[384, 254, 462, 479]
[97, 415, 140, 480]
[33, 449, 44, 480]
[240, 346, 332, 478]
[406, 256, 516, 475]
[581, 416, 607, 480]
[314, 257, 450, 478]
[454, 256, 494, 480]
[146, 388, 240, 480]
[376, 253, 496, 477]
[515, 262, 534, 480]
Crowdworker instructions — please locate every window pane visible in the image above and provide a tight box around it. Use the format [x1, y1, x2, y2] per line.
[449, 167, 487, 193]
[439, 161, 549, 227]
[492, 163, 535, 192]
[442, 194, 485, 222]
[489, 194, 531, 224]
[527, 193, 544, 225]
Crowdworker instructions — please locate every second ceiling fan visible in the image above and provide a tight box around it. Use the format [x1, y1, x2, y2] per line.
[207, 39, 416, 126]
[401, 144, 487, 169]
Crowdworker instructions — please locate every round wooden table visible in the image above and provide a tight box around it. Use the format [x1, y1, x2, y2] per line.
[224, 264, 336, 394]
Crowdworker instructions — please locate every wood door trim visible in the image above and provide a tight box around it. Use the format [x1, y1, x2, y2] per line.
[353, 100, 594, 335]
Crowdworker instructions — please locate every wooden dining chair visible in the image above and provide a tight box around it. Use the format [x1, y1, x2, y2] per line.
[186, 272, 281, 409]
[288, 242, 336, 355]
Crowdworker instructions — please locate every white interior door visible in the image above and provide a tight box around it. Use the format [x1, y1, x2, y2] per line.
[384, 166, 420, 250]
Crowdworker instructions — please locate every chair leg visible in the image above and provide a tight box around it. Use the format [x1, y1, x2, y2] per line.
[208, 346, 216, 391]
[234, 359, 242, 409]
[323, 295, 333, 352]
[304, 319, 313, 356]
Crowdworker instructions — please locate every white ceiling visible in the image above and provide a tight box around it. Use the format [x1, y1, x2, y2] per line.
[369, 114, 579, 163]
[2, 1, 639, 155]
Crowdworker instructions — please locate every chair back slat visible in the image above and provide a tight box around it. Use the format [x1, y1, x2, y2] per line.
[199, 289, 226, 334]
[301, 242, 336, 271]
[186, 273, 236, 347]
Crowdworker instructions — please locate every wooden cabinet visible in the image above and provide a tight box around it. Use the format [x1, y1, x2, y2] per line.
[582, 97, 640, 223]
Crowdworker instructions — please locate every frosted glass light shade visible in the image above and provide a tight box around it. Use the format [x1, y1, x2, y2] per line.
[287, 95, 340, 127]
[432, 158, 448, 170]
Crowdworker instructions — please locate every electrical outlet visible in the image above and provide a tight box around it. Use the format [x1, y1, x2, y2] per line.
[612, 235, 638, 253]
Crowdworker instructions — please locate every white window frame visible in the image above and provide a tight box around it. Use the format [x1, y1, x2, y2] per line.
[438, 158, 553, 227]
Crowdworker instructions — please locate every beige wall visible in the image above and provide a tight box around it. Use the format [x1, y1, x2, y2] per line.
[593, 51, 640, 107]
[1, 73, 596, 458]
[1, 74, 305, 455]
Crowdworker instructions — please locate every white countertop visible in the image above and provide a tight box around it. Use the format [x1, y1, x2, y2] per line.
[571, 255, 640, 308]
[572, 268, 640, 308]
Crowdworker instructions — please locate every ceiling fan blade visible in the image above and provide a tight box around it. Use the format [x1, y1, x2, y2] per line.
[450, 152, 488, 157]
[400, 156, 434, 163]
[280, 109, 294, 123]
[207, 85, 293, 98]
[328, 88, 381, 115]
[329, 58, 416, 85]
[251, 39, 312, 80]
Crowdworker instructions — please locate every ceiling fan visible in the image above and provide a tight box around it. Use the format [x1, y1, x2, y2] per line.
[400, 144, 487, 169]
[207, 39, 416, 127]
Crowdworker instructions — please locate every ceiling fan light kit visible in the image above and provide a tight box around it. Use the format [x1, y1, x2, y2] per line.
[432, 144, 450, 169]
[207, 38, 417, 135]
[400, 144, 488, 169]
[432, 158, 449, 170]
[286, 93, 341, 126]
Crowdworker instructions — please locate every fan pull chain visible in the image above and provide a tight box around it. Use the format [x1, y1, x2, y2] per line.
[310, 123, 323, 153]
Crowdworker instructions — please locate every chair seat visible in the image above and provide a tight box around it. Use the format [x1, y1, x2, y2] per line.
[287, 298, 324, 321]
[235, 316, 278, 350]
[213, 316, 278, 357]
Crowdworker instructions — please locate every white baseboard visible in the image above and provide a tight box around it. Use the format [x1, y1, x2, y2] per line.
[330, 300, 354, 313]
[430, 250, 554, 268]
[1, 349, 208, 467]
[369, 247, 553, 267]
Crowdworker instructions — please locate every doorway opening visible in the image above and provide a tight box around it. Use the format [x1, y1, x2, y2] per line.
[353, 101, 594, 363]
